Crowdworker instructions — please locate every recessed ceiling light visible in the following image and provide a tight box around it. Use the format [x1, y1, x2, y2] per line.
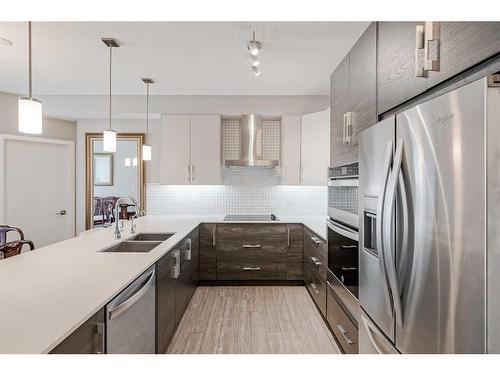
[0, 37, 13, 46]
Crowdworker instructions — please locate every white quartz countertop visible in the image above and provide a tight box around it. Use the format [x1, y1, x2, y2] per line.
[0, 215, 327, 354]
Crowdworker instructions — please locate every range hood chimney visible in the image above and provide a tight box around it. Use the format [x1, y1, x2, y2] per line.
[225, 114, 279, 167]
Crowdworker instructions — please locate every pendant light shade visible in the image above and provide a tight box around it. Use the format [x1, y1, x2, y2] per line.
[102, 38, 119, 153]
[18, 22, 43, 134]
[103, 129, 117, 152]
[142, 144, 152, 161]
[141, 78, 154, 161]
[18, 97, 42, 134]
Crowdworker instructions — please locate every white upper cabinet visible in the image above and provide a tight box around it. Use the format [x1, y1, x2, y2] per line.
[300, 109, 330, 186]
[190, 115, 221, 185]
[281, 115, 302, 185]
[160, 114, 191, 185]
[160, 114, 221, 185]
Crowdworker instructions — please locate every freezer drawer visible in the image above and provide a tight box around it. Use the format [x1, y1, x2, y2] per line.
[106, 265, 156, 354]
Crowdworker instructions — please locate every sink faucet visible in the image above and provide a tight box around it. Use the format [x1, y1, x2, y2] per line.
[114, 197, 139, 239]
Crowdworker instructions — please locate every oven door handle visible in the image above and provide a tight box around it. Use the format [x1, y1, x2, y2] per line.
[327, 219, 359, 242]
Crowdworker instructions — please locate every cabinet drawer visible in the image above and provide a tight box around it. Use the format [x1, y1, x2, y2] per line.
[327, 283, 358, 354]
[305, 249, 327, 281]
[305, 263, 326, 316]
[217, 235, 287, 261]
[217, 261, 286, 280]
[217, 224, 287, 239]
[304, 229, 327, 263]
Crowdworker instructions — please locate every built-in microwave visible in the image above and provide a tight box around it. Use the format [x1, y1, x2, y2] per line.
[328, 163, 359, 229]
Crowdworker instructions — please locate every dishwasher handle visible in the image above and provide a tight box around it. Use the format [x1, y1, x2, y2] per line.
[108, 269, 156, 321]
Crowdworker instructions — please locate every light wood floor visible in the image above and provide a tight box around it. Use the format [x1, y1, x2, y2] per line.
[167, 286, 341, 354]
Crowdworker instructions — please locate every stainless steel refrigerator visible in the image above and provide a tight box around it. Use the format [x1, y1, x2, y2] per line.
[358, 76, 500, 354]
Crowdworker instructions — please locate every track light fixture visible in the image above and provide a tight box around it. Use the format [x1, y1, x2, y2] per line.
[247, 31, 262, 77]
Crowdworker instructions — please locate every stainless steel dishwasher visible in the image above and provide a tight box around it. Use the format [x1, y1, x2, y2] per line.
[106, 265, 156, 354]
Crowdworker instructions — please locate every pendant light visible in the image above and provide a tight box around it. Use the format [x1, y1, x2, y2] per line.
[18, 21, 42, 134]
[141, 78, 154, 161]
[102, 38, 119, 152]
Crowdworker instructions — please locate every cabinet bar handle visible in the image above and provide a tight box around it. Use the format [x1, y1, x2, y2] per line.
[172, 250, 181, 278]
[287, 228, 290, 248]
[415, 24, 425, 77]
[424, 21, 440, 72]
[310, 236, 322, 245]
[185, 238, 192, 261]
[242, 244, 260, 248]
[311, 256, 322, 269]
[345, 112, 352, 145]
[212, 227, 216, 247]
[242, 266, 261, 271]
[191, 164, 195, 181]
[337, 324, 354, 345]
[310, 283, 320, 294]
[96, 322, 105, 354]
[187, 164, 191, 184]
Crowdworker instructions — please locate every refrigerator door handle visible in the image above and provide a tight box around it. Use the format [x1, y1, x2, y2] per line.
[383, 139, 405, 327]
[397, 169, 411, 291]
[376, 140, 394, 317]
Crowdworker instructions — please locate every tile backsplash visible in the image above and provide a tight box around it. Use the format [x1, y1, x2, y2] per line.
[147, 184, 327, 216]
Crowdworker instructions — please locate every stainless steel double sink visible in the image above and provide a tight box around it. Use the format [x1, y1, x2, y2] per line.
[100, 232, 175, 253]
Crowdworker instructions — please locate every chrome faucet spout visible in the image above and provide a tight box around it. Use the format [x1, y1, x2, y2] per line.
[114, 196, 139, 239]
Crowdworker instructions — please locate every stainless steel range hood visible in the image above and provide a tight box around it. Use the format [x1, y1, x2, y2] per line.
[225, 114, 279, 167]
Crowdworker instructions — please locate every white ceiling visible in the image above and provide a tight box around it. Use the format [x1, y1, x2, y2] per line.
[0, 22, 368, 96]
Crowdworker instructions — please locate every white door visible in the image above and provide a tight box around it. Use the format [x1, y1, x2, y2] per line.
[190, 115, 221, 185]
[160, 114, 191, 185]
[301, 109, 330, 185]
[281, 115, 301, 185]
[0, 135, 75, 248]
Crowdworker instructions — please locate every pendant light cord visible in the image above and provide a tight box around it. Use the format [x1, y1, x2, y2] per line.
[28, 21, 32, 99]
[146, 82, 149, 138]
[109, 45, 112, 131]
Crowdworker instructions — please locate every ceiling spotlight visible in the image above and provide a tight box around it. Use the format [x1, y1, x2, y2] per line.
[252, 66, 261, 77]
[251, 56, 260, 68]
[247, 31, 261, 56]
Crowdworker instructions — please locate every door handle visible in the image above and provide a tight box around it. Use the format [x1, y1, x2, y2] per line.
[383, 139, 404, 327]
[108, 269, 155, 320]
[337, 324, 354, 345]
[56, 209, 67, 216]
[377, 140, 394, 317]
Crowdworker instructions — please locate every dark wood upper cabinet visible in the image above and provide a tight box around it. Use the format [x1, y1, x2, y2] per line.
[156, 252, 176, 354]
[330, 54, 349, 167]
[49, 308, 105, 354]
[330, 22, 377, 167]
[377, 21, 428, 115]
[349, 22, 377, 136]
[427, 22, 500, 87]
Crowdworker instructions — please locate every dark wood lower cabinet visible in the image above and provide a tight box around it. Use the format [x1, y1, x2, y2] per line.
[156, 252, 176, 354]
[49, 308, 105, 354]
[200, 224, 217, 280]
[327, 282, 358, 354]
